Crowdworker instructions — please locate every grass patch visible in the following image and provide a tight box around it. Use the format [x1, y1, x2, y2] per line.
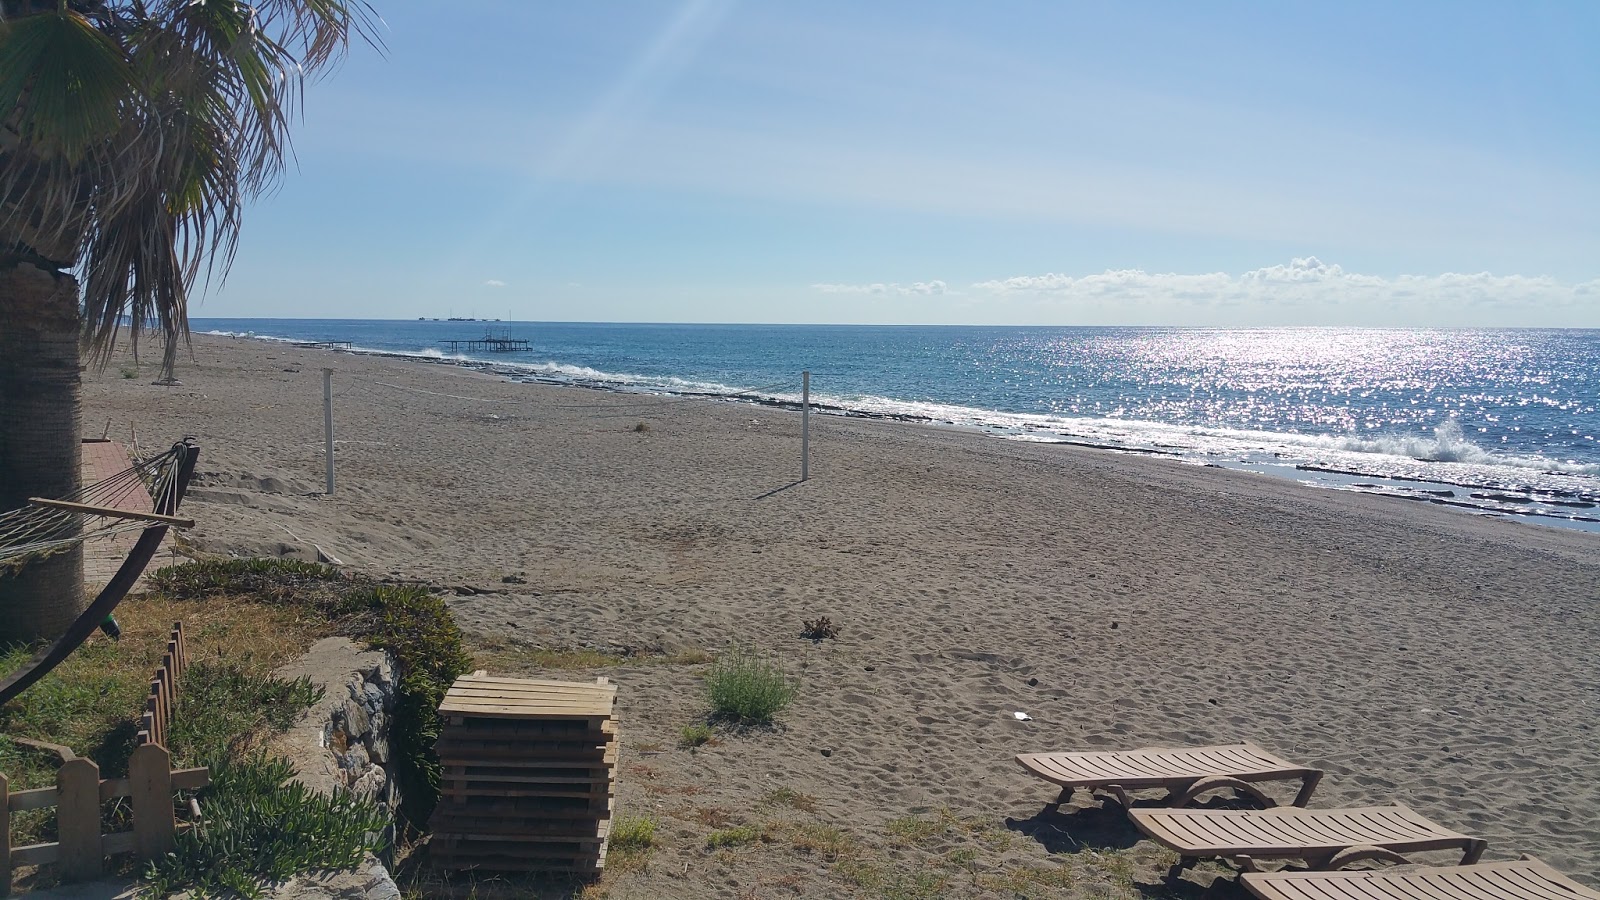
[609, 815, 658, 852]
[167, 661, 322, 763]
[788, 823, 854, 861]
[761, 786, 818, 813]
[140, 755, 388, 899]
[679, 722, 714, 748]
[703, 645, 796, 725]
[606, 815, 658, 874]
[835, 860, 949, 900]
[885, 810, 957, 845]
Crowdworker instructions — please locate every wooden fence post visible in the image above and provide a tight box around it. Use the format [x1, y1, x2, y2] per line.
[128, 744, 177, 859]
[56, 758, 102, 882]
[1, 771, 11, 897]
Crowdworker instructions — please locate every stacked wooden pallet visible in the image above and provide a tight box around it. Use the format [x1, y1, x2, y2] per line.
[430, 674, 618, 875]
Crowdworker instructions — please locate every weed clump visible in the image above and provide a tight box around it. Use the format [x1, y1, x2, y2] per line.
[679, 722, 715, 748]
[706, 823, 769, 849]
[704, 645, 796, 725]
[801, 616, 838, 641]
[610, 815, 658, 852]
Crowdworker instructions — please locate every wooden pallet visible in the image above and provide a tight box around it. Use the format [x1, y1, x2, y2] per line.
[430, 675, 618, 876]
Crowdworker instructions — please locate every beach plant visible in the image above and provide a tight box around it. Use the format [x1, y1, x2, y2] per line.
[0, 0, 379, 646]
[610, 815, 659, 852]
[706, 823, 769, 849]
[761, 786, 818, 812]
[680, 722, 715, 747]
[801, 616, 839, 641]
[140, 754, 388, 899]
[704, 645, 797, 725]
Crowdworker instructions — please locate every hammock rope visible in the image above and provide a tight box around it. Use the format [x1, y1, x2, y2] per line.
[0, 445, 187, 568]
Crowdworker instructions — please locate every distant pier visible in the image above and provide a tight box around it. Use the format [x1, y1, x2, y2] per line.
[439, 335, 531, 353]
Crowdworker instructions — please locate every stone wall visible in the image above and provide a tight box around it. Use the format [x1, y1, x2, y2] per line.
[269, 637, 404, 900]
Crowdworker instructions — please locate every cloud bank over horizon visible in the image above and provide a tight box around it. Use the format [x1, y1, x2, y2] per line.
[813, 258, 1596, 324]
[812, 280, 950, 296]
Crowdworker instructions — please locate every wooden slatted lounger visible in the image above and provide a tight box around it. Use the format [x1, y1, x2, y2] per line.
[1241, 857, 1600, 900]
[1128, 803, 1488, 871]
[1015, 742, 1323, 810]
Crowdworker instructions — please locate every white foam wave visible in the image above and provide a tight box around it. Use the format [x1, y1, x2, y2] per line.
[1309, 420, 1599, 476]
[809, 392, 1600, 481]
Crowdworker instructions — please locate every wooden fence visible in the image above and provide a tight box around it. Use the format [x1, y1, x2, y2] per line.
[0, 744, 208, 895]
[137, 622, 186, 748]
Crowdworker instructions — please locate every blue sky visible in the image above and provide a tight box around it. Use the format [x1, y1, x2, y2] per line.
[207, 1, 1600, 326]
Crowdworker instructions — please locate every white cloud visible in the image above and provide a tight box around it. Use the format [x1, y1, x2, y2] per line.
[484, 279, 507, 287]
[812, 280, 948, 296]
[971, 258, 1591, 317]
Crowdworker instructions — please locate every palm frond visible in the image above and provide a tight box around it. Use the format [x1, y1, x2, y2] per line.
[3, 0, 375, 362]
[0, 9, 132, 163]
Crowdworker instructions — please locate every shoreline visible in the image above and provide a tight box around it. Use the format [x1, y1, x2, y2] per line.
[84, 334, 1600, 894]
[201, 328, 1600, 534]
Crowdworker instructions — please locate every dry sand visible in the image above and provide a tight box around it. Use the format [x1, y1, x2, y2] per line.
[85, 335, 1600, 897]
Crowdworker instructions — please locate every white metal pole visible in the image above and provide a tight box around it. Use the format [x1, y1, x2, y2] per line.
[323, 368, 335, 495]
[801, 370, 810, 481]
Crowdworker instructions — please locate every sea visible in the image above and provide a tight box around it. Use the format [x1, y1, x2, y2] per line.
[193, 319, 1600, 534]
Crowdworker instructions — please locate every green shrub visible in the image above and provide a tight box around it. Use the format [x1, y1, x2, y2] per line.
[704, 646, 796, 724]
[342, 584, 472, 828]
[148, 558, 347, 605]
[679, 722, 714, 747]
[140, 755, 388, 899]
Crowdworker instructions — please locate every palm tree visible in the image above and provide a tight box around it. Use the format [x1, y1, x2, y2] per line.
[0, 0, 378, 643]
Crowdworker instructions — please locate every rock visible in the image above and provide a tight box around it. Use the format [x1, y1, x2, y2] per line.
[343, 698, 371, 739]
[351, 765, 387, 800]
[820, 747, 833, 757]
[341, 743, 370, 773]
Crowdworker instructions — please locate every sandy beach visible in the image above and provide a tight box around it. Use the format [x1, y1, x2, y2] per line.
[84, 334, 1600, 897]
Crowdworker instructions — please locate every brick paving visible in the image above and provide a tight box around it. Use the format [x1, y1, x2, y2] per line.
[79, 440, 166, 591]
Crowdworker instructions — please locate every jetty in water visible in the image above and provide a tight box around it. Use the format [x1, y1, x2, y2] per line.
[439, 332, 531, 353]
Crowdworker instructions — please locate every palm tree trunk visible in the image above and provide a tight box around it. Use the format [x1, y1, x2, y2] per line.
[0, 261, 85, 645]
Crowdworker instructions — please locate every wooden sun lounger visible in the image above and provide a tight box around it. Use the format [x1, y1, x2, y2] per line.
[1241, 857, 1600, 900]
[1015, 742, 1322, 809]
[1129, 803, 1487, 871]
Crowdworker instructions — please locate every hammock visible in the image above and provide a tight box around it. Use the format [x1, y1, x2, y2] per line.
[0, 440, 200, 708]
[0, 443, 193, 571]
